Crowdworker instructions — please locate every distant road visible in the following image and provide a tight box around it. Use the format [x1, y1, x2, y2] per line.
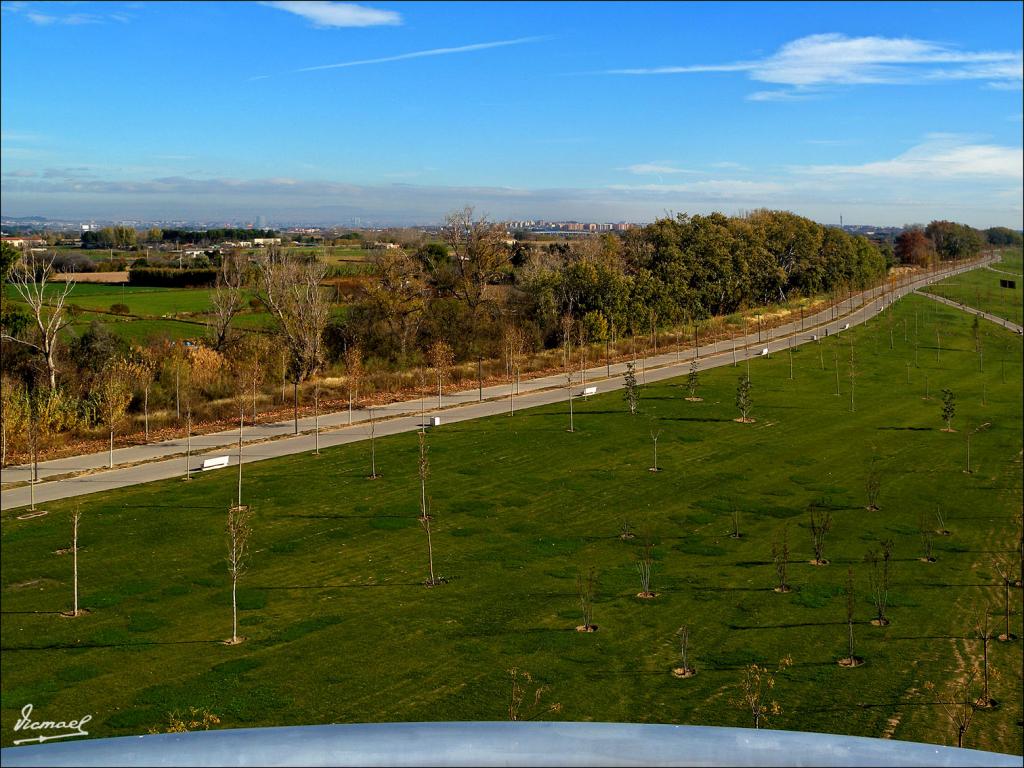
[0, 257, 998, 511]
[915, 289, 1024, 334]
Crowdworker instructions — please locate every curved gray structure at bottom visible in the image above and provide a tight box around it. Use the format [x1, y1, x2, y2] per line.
[1, 722, 1018, 767]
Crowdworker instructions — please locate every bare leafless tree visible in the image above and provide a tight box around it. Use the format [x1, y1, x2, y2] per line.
[841, 566, 860, 666]
[974, 610, 997, 708]
[730, 504, 742, 540]
[864, 457, 881, 511]
[673, 625, 695, 677]
[507, 668, 561, 721]
[576, 567, 597, 632]
[208, 252, 246, 351]
[649, 428, 662, 472]
[1, 256, 76, 390]
[772, 527, 791, 593]
[65, 506, 84, 617]
[994, 557, 1018, 642]
[254, 251, 331, 382]
[368, 406, 379, 479]
[810, 508, 832, 565]
[225, 503, 253, 645]
[918, 512, 935, 563]
[926, 675, 977, 748]
[418, 432, 440, 586]
[636, 541, 655, 598]
[865, 540, 894, 626]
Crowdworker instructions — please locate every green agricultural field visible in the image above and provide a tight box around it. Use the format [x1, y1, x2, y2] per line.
[3, 283, 175, 302]
[68, 314, 209, 344]
[62, 288, 219, 317]
[923, 250, 1024, 325]
[2, 294, 1021, 754]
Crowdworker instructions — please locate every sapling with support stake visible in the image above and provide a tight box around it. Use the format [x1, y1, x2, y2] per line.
[672, 625, 696, 678]
[648, 428, 662, 472]
[576, 567, 597, 632]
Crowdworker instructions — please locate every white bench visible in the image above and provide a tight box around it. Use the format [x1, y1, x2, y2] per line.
[759, 347, 769, 357]
[842, 323, 850, 330]
[201, 455, 230, 471]
[579, 386, 597, 397]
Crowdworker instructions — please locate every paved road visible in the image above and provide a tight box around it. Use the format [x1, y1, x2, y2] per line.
[0, 257, 997, 511]
[916, 288, 1024, 334]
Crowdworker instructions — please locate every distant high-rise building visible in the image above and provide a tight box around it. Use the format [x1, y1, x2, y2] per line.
[256, 215, 268, 229]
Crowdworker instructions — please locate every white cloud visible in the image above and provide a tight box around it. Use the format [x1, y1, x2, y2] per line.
[622, 162, 700, 175]
[295, 36, 547, 72]
[260, 1, 400, 28]
[793, 135, 1024, 180]
[607, 33, 1022, 98]
[4, 3, 130, 26]
[746, 89, 820, 102]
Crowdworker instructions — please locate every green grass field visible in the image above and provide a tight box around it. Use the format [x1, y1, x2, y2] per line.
[7, 283, 278, 344]
[2, 294, 1021, 753]
[923, 250, 1024, 326]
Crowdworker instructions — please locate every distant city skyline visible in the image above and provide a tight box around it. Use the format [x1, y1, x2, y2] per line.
[1, 1, 1021, 228]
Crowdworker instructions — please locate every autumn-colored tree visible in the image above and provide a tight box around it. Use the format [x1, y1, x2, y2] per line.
[427, 339, 455, 409]
[344, 342, 364, 426]
[130, 346, 158, 442]
[735, 657, 792, 729]
[894, 229, 934, 267]
[93, 357, 136, 469]
[0, 374, 30, 466]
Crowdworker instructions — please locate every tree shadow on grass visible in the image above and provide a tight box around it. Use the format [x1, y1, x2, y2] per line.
[251, 582, 428, 590]
[661, 416, 734, 423]
[289, 513, 409, 520]
[876, 426, 934, 431]
[729, 620, 850, 630]
[3, 638, 221, 651]
[789, 700, 940, 716]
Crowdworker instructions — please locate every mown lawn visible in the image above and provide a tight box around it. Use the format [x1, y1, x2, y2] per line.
[2, 293, 1021, 754]
[923, 250, 1024, 325]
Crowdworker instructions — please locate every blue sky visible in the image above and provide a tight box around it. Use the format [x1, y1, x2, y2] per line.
[1, 1, 1021, 227]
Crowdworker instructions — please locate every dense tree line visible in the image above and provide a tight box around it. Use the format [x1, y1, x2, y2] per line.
[159, 228, 277, 244]
[127, 267, 219, 287]
[984, 227, 1023, 247]
[344, 209, 888, 365]
[81, 226, 138, 249]
[894, 220, 995, 267]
